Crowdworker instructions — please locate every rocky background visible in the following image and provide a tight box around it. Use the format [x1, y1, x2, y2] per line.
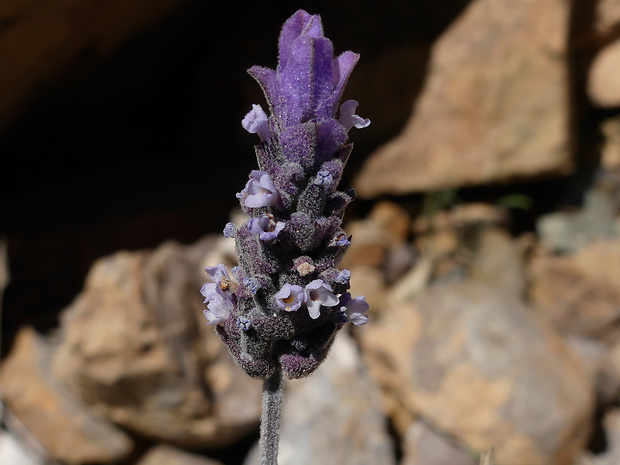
[1, 0, 620, 464]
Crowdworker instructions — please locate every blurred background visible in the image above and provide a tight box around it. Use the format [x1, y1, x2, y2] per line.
[1, 0, 620, 464]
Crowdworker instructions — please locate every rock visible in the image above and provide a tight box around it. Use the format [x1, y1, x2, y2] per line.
[528, 238, 620, 341]
[245, 333, 396, 465]
[136, 444, 223, 465]
[479, 449, 496, 465]
[341, 201, 413, 283]
[595, 338, 620, 406]
[401, 420, 476, 465]
[0, 327, 134, 464]
[536, 189, 619, 254]
[51, 237, 262, 448]
[0, 432, 43, 465]
[580, 409, 620, 465]
[339, 219, 387, 270]
[0, 0, 189, 128]
[367, 201, 411, 246]
[602, 116, 620, 171]
[469, 228, 525, 295]
[412, 203, 509, 275]
[348, 265, 387, 317]
[353, 0, 572, 196]
[589, 38, 620, 108]
[596, 0, 620, 37]
[360, 282, 593, 465]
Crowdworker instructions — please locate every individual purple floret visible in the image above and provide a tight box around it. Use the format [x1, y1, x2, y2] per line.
[201, 264, 237, 325]
[275, 283, 307, 312]
[339, 99, 371, 131]
[203, 9, 369, 381]
[338, 292, 369, 326]
[248, 214, 286, 241]
[242, 104, 271, 141]
[304, 279, 339, 319]
[236, 170, 279, 208]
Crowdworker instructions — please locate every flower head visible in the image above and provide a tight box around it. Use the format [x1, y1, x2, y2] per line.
[203, 10, 370, 382]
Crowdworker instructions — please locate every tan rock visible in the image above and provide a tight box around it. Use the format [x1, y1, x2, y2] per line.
[367, 200, 411, 245]
[136, 444, 223, 465]
[353, 0, 572, 196]
[537, 189, 619, 254]
[528, 239, 620, 341]
[0, 327, 134, 464]
[579, 409, 620, 465]
[596, 0, 620, 38]
[413, 205, 511, 282]
[602, 116, 620, 170]
[402, 420, 476, 465]
[341, 201, 411, 271]
[245, 333, 396, 465]
[52, 237, 262, 448]
[360, 283, 593, 465]
[589, 38, 620, 108]
[348, 265, 387, 316]
[469, 228, 525, 295]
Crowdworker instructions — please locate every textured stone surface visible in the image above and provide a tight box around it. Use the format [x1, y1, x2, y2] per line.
[51, 237, 262, 448]
[361, 282, 593, 465]
[0, 327, 134, 464]
[596, 0, 620, 37]
[529, 238, 620, 341]
[0, 432, 43, 465]
[401, 420, 476, 465]
[354, 0, 571, 196]
[602, 116, 620, 170]
[245, 333, 395, 465]
[589, 38, 620, 108]
[579, 409, 620, 465]
[536, 190, 619, 254]
[136, 444, 223, 465]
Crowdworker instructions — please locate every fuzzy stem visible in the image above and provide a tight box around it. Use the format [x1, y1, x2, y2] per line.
[260, 367, 284, 465]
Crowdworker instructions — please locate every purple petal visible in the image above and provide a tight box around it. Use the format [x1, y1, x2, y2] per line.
[242, 104, 271, 140]
[339, 100, 370, 131]
[339, 293, 369, 326]
[275, 283, 306, 312]
[305, 279, 338, 319]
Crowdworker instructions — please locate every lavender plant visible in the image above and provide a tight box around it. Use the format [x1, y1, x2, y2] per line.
[201, 9, 370, 464]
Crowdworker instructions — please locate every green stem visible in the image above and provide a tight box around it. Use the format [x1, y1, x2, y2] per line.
[260, 368, 284, 465]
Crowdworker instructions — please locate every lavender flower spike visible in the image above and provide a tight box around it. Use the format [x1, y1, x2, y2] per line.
[202, 10, 370, 465]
